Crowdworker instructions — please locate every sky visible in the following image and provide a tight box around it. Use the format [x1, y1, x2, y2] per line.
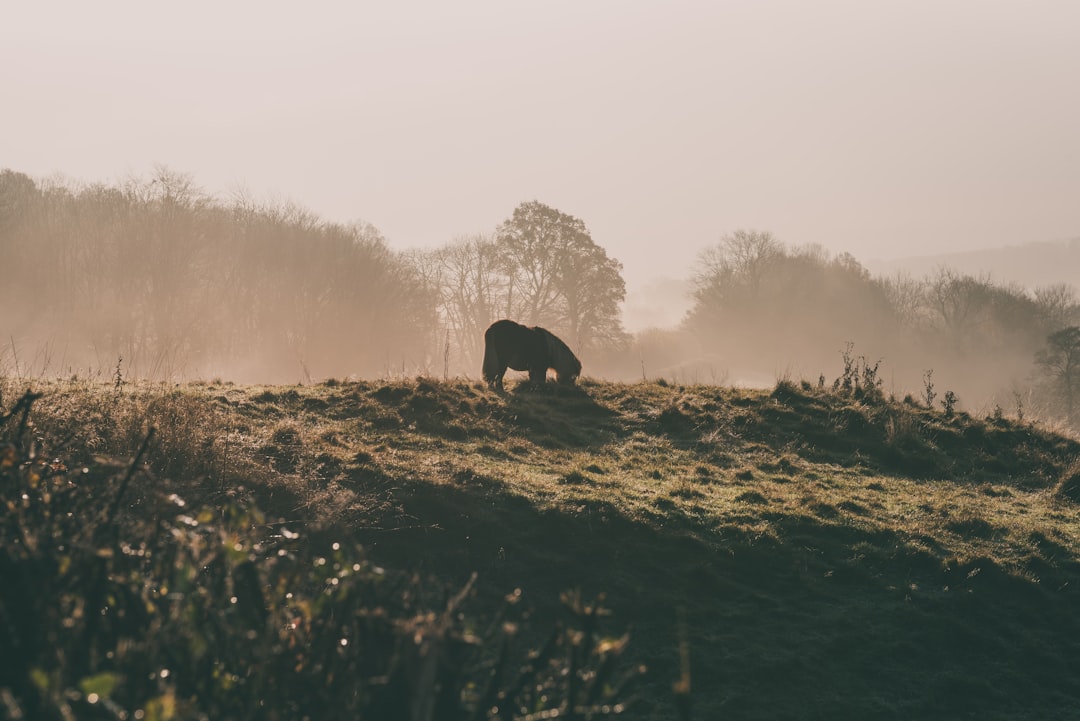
[3, 0, 1079, 291]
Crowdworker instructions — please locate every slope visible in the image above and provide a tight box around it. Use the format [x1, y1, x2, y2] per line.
[13, 375, 1080, 720]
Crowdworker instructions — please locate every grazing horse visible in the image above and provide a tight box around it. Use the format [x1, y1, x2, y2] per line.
[482, 319, 582, 390]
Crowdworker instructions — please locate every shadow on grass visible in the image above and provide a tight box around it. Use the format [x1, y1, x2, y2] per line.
[652, 384, 1080, 489]
[361, 379, 619, 449]
[500, 383, 620, 448]
[357, 470, 1080, 721]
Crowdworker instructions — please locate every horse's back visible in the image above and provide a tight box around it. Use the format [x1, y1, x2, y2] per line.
[485, 319, 525, 342]
[485, 319, 545, 372]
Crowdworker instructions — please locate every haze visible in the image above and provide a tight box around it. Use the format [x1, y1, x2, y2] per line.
[4, 1, 1079, 292]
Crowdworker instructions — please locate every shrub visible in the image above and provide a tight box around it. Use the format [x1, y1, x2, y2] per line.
[922, 370, 936, 410]
[942, 390, 959, 418]
[832, 343, 884, 401]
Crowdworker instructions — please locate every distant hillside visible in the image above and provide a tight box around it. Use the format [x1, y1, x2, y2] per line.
[868, 237, 1080, 288]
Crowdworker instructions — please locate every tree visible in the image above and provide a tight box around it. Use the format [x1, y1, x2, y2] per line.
[1036, 326, 1080, 423]
[881, 271, 927, 328]
[556, 237, 627, 351]
[691, 229, 782, 308]
[925, 268, 992, 342]
[0, 167, 443, 382]
[684, 233, 903, 379]
[922, 269, 1056, 355]
[0, 169, 39, 233]
[429, 235, 505, 371]
[495, 201, 571, 325]
[1034, 283, 1080, 331]
[494, 201, 626, 353]
[0, 170, 42, 312]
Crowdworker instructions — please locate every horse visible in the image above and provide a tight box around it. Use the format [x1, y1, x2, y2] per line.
[482, 319, 582, 391]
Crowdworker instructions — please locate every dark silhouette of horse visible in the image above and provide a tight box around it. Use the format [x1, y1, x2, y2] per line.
[482, 319, 582, 390]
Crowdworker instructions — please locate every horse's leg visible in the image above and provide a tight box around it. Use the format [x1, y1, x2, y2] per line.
[529, 366, 545, 385]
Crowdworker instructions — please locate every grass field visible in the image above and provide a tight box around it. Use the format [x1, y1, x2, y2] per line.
[5, 373, 1080, 720]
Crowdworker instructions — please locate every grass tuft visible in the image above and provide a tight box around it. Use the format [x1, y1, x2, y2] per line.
[1054, 459, 1080, 503]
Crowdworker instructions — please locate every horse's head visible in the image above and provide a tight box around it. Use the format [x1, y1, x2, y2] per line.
[538, 326, 582, 386]
[555, 354, 582, 385]
[556, 369, 579, 385]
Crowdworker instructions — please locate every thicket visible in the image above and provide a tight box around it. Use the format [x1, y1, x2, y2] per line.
[675, 230, 1080, 428]
[0, 389, 640, 720]
[0, 168, 436, 382]
[0, 171, 628, 382]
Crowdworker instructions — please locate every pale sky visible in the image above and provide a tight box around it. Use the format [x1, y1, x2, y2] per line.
[3, 1, 1079, 289]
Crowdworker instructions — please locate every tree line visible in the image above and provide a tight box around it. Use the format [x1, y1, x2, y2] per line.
[1, 168, 439, 380]
[673, 229, 1080, 425]
[0, 169, 625, 382]
[1, 168, 1077, 427]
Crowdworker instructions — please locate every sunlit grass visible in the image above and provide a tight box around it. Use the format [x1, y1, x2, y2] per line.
[9, 372, 1078, 575]
[5, 372, 1080, 719]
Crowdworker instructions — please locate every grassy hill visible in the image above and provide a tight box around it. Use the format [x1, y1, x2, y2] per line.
[5, 373, 1080, 720]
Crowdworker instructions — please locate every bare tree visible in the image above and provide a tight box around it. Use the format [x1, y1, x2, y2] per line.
[690, 230, 782, 316]
[690, 230, 785, 319]
[881, 271, 927, 328]
[1034, 283, 1080, 331]
[924, 268, 994, 342]
[1036, 326, 1080, 423]
[432, 235, 505, 371]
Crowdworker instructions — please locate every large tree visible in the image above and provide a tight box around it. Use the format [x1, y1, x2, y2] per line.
[556, 236, 627, 351]
[495, 201, 626, 352]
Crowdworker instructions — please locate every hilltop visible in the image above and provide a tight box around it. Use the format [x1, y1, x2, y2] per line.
[7, 374, 1080, 720]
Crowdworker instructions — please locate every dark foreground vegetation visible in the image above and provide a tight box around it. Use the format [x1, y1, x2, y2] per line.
[0, 392, 639, 721]
[3, 372, 1080, 720]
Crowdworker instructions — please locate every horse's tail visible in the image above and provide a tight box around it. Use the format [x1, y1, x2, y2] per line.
[482, 331, 500, 384]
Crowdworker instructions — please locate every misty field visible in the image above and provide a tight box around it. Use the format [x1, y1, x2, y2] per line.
[4, 168, 1080, 435]
[3, 373, 1080, 720]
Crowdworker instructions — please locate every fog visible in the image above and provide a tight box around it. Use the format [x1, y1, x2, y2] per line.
[1, 3, 1079, 425]
[2, 169, 1078, 431]
[4, 2, 1079, 287]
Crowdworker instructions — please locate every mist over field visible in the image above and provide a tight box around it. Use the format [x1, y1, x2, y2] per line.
[6, 6, 1080, 719]
[2, 167, 1078, 431]
[3, 1, 1079, 427]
